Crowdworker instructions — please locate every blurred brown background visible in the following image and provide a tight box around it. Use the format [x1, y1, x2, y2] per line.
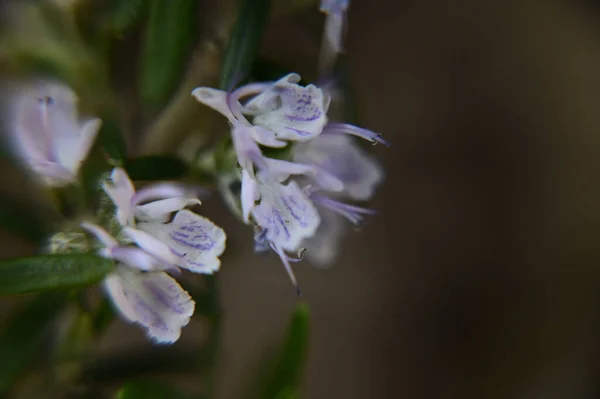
[5, 0, 600, 398]
[212, 0, 600, 398]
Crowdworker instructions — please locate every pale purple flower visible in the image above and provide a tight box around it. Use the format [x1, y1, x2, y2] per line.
[192, 74, 387, 290]
[193, 73, 329, 145]
[319, 0, 350, 75]
[103, 168, 226, 274]
[81, 222, 194, 343]
[7, 82, 102, 186]
[294, 134, 384, 267]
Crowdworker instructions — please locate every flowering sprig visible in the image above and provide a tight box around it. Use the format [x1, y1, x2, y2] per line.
[192, 72, 386, 293]
[80, 167, 226, 342]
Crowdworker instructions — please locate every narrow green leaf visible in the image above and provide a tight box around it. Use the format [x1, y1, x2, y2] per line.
[0, 293, 66, 396]
[0, 254, 115, 295]
[219, 0, 272, 90]
[117, 380, 188, 399]
[125, 155, 189, 181]
[138, 0, 198, 110]
[259, 303, 310, 399]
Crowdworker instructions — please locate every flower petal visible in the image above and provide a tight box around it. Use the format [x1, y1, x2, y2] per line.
[123, 227, 179, 265]
[132, 183, 200, 209]
[137, 210, 226, 274]
[81, 222, 118, 248]
[191, 87, 237, 123]
[135, 197, 201, 223]
[107, 246, 164, 271]
[293, 134, 383, 200]
[66, 118, 102, 174]
[247, 74, 328, 142]
[104, 272, 137, 322]
[241, 170, 259, 223]
[251, 175, 320, 252]
[112, 269, 195, 343]
[263, 158, 344, 192]
[103, 168, 136, 226]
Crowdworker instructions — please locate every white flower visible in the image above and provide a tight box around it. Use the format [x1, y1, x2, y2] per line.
[8, 82, 101, 186]
[81, 222, 194, 343]
[192, 73, 328, 145]
[103, 168, 226, 274]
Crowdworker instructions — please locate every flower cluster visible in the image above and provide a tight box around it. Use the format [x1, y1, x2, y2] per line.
[192, 73, 386, 293]
[2, 0, 383, 344]
[81, 168, 226, 343]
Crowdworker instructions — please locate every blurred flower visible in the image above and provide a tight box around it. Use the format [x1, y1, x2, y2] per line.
[7, 82, 101, 186]
[319, 0, 350, 75]
[103, 168, 226, 274]
[81, 222, 194, 344]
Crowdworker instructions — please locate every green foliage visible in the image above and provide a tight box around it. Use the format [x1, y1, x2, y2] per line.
[97, 117, 128, 167]
[0, 293, 66, 397]
[257, 303, 311, 399]
[117, 380, 189, 399]
[219, 0, 272, 90]
[125, 155, 189, 181]
[108, 0, 147, 35]
[0, 254, 115, 295]
[138, 0, 198, 110]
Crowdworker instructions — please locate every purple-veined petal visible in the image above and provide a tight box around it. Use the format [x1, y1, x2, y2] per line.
[137, 210, 226, 274]
[103, 168, 136, 226]
[81, 222, 118, 248]
[251, 175, 320, 252]
[245, 74, 328, 142]
[110, 269, 195, 343]
[241, 170, 259, 223]
[123, 227, 179, 265]
[135, 197, 201, 223]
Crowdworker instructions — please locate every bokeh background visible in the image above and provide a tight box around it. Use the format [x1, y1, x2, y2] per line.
[4, 0, 600, 398]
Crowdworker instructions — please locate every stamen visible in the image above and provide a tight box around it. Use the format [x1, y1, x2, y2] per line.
[271, 243, 302, 297]
[311, 194, 376, 226]
[322, 123, 390, 146]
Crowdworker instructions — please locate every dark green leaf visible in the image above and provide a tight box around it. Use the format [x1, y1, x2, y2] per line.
[117, 380, 188, 399]
[0, 254, 115, 295]
[0, 293, 66, 396]
[97, 117, 127, 166]
[93, 298, 116, 334]
[259, 303, 310, 399]
[108, 0, 146, 35]
[139, 0, 198, 110]
[219, 0, 272, 90]
[125, 155, 189, 181]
